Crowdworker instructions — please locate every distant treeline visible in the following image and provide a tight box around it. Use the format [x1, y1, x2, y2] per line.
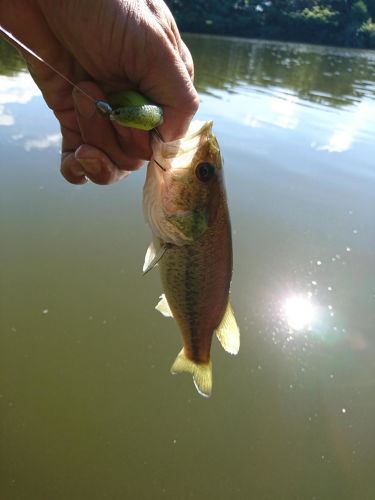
[166, 1, 375, 48]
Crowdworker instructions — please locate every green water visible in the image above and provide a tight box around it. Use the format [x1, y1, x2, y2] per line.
[1, 34, 375, 500]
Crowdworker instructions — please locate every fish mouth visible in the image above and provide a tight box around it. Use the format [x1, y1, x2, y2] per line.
[151, 120, 214, 170]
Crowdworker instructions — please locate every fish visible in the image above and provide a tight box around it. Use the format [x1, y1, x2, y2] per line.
[142, 120, 240, 397]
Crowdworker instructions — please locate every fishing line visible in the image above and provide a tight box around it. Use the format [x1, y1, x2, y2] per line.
[0, 24, 98, 104]
[153, 159, 166, 171]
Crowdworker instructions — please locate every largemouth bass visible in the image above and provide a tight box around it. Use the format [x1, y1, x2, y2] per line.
[143, 121, 239, 397]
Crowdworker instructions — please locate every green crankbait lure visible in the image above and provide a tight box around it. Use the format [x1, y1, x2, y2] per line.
[96, 90, 163, 131]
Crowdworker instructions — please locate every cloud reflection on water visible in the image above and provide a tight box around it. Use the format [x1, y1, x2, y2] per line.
[312, 100, 373, 153]
[0, 72, 40, 108]
[0, 103, 14, 126]
[0, 72, 61, 152]
[242, 91, 299, 130]
[24, 133, 61, 152]
[205, 85, 375, 156]
[0, 72, 41, 133]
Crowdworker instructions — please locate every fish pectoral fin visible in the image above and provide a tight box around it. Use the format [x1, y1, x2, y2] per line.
[170, 349, 212, 398]
[167, 210, 209, 241]
[155, 294, 173, 318]
[143, 241, 168, 275]
[215, 302, 240, 355]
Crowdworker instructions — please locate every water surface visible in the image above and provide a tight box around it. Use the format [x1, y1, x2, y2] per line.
[1, 35, 375, 500]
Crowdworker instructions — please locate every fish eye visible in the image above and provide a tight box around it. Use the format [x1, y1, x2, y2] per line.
[195, 162, 215, 183]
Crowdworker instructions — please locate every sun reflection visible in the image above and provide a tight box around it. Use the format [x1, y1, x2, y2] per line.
[282, 295, 316, 332]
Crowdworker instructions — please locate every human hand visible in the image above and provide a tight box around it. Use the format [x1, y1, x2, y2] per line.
[0, 0, 198, 184]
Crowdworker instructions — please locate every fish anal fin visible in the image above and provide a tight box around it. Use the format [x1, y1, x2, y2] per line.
[143, 240, 168, 274]
[155, 294, 173, 318]
[215, 302, 240, 355]
[170, 349, 212, 398]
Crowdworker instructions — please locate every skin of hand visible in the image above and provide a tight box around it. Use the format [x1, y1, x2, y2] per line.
[0, 0, 199, 184]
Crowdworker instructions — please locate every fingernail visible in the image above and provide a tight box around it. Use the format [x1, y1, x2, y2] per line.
[73, 88, 96, 118]
[77, 158, 102, 176]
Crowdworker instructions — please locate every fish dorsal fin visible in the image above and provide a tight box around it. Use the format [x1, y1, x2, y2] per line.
[170, 349, 212, 398]
[215, 302, 240, 355]
[143, 241, 168, 274]
[155, 294, 173, 318]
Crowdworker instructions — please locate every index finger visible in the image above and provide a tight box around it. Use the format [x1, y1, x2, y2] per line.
[140, 33, 199, 142]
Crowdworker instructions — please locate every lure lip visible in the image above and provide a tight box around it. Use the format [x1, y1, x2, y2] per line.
[95, 100, 113, 117]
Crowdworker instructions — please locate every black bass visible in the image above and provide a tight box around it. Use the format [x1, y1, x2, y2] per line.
[143, 121, 239, 397]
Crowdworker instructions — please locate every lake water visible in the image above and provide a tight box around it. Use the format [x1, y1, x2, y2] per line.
[1, 34, 375, 500]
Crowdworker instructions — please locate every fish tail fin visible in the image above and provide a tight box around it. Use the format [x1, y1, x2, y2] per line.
[170, 349, 212, 398]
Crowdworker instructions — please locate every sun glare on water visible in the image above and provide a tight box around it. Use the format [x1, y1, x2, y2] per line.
[282, 295, 316, 332]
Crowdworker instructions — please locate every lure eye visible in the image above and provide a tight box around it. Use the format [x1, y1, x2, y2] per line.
[195, 162, 215, 183]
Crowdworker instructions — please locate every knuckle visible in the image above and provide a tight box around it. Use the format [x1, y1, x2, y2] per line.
[184, 90, 200, 116]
